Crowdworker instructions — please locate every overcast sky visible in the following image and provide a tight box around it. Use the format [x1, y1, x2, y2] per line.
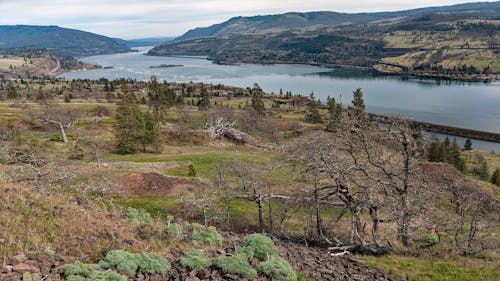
[0, 0, 494, 39]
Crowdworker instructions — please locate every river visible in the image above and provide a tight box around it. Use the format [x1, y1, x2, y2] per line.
[60, 47, 500, 152]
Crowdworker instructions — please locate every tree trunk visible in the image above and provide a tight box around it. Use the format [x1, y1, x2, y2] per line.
[203, 208, 208, 227]
[314, 186, 323, 238]
[257, 193, 265, 233]
[268, 189, 273, 233]
[399, 191, 411, 247]
[369, 206, 381, 247]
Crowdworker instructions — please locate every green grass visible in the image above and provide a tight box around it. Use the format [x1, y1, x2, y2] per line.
[363, 255, 500, 281]
[115, 195, 179, 219]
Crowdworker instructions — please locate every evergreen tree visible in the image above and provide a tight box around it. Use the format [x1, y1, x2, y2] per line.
[197, 87, 210, 111]
[428, 138, 445, 162]
[349, 88, 368, 126]
[464, 138, 473, 150]
[450, 138, 466, 172]
[491, 168, 500, 186]
[140, 111, 161, 153]
[476, 161, 490, 181]
[325, 96, 342, 132]
[148, 76, 177, 126]
[251, 84, 265, 115]
[305, 92, 322, 123]
[114, 81, 144, 154]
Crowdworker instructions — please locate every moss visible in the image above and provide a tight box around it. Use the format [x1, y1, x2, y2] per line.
[127, 207, 153, 224]
[243, 233, 275, 260]
[215, 255, 257, 280]
[191, 228, 223, 246]
[180, 249, 212, 271]
[258, 255, 297, 281]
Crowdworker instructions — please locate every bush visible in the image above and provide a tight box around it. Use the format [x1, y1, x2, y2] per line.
[61, 261, 127, 281]
[215, 255, 257, 280]
[98, 250, 170, 276]
[243, 234, 275, 260]
[191, 228, 223, 246]
[426, 232, 439, 245]
[235, 246, 255, 261]
[180, 249, 212, 271]
[166, 223, 183, 237]
[258, 255, 297, 281]
[127, 207, 153, 224]
[98, 250, 138, 276]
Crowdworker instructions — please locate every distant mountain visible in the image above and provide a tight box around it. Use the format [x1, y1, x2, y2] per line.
[150, 2, 500, 80]
[123, 37, 176, 48]
[177, 1, 500, 40]
[0, 25, 130, 57]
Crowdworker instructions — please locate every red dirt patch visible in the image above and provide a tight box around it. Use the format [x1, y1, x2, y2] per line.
[116, 172, 196, 196]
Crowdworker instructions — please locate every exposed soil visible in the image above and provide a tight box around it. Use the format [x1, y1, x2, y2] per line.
[116, 172, 196, 196]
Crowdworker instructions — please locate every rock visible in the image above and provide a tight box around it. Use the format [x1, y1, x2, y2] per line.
[12, 264, 39, 274]
[11, 255, 27, 265]
[0, 272, 22, 281]
[1, 265, 13, 274]
[21, 272, 31, 281]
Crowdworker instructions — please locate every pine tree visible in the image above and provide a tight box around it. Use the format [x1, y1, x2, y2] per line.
[197, 87, 210, 111]
[449, 138, 466, 172]
[325, 96, 342, 131]
[350, 88, 368, 126]
[476, 161, 490, 181]
[251, 84, 265, 115]
[464, 138, 473, 150]
[428, 138, 445, 162]
[305, 92, 322, 123]
[491, 168, 500, 186]
[140, 111, 161, 153]
[114, 81, 144, 154]
[148, 75, 177, 126]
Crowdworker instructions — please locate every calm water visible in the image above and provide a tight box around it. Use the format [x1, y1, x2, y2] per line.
[61, 47, 500, 151]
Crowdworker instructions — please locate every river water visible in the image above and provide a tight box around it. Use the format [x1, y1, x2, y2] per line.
[60, 47, 500, 152]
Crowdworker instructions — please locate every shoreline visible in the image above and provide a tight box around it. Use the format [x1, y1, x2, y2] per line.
[369, 113, 500, 143]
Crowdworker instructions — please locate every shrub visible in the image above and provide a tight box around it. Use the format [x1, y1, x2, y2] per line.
[235, 246, 255, 261]
[98, 250, 169, 276]
[98, 250, 138, 276]
[258, 255, 297, 281]
[426, 232, 439, 245]
[61, 261, 127, 281]
[191, 228, 223, 246]
[188, 164, 197, 176]
[137, 224, 160, 240]
[180, 249, 212, 271]
[127, 207, 153, 224]
[136, 252, 170, 275]
[243, 234, 275, 260]
[166, 223, 183, 237]
[215, 255, 257, 280]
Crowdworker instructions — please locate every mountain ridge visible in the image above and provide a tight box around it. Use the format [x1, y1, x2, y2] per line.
[177, 1, 500, 40]
[0, 25, 130, 57]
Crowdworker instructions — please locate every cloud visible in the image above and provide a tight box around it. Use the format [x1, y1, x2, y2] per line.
[0, 0, 492, 38]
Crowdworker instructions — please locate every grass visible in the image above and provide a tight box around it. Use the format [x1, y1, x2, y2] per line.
[115, 195, 179, 219]
[363, 255, 500, 281]
[0, 57, 28, 72]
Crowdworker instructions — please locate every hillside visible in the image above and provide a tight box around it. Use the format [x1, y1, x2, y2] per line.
[177, 2, 500, 40]
[151, 2, 500, 80]
[0, 25, 130, 57]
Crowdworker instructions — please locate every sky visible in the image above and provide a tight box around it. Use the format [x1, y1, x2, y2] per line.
[0, 0, 495, 39]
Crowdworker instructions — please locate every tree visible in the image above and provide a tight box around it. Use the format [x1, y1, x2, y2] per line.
[428, 137, 445, 162]
[476, 161, 490, 181]
[197, 87, 210, 111]
[304, 92, 322, 123]
[114, 82, 144, 154]
[251, 84, 265, 116]
[139, 111, 161, 153]
[491, 168, 500, 186]
[449, 138, 466, 172]
[464, 138, 473, 150]
[349, 88, 368, 126]
[325, 96, 342, 132]
[148, 76, 177, 126]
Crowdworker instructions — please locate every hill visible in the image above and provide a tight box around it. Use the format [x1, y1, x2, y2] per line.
[151, 2, 500, 80]
[123, 37, 176, 48]
[177, 2, 500, 40]
[0, 25, 130, 57]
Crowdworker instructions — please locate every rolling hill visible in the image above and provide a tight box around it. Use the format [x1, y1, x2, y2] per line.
[0, 25, 130, 57]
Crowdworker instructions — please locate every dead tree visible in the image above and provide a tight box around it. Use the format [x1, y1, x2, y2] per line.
[206, 118, 249, 145]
